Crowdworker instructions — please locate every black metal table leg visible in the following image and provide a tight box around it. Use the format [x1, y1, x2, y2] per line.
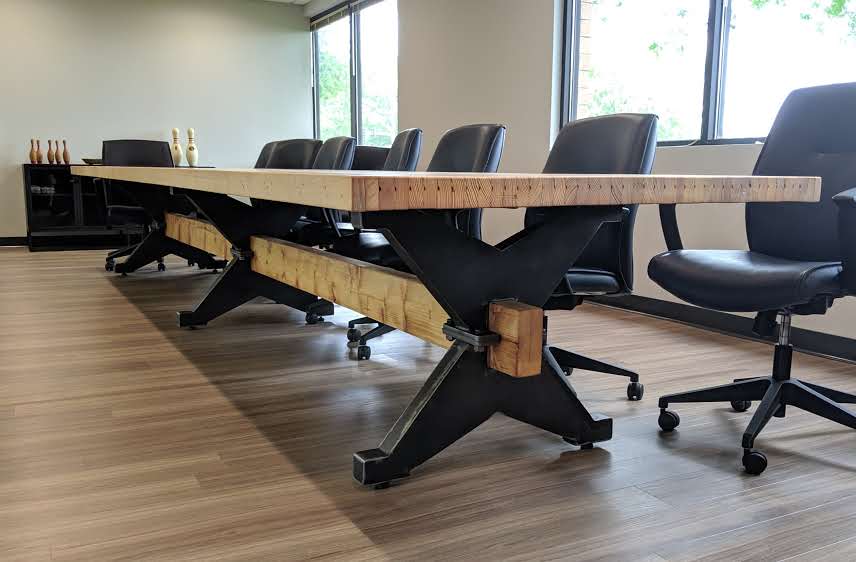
[177, 258, 321, 327]
[354, 343, 613, 487]
[175, 192, 333, 327]
[352, 206, 625, 487]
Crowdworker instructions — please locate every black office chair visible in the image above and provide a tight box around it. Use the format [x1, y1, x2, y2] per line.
[305, 135, 356, 235]
[102, 140, 174, 272]
[352, 145, 391, 171]
[251, 139, 322, 212]
[649, 83, 856, 475]
[267, 139, 323, 169]
[336, 124, 505, 359]
[525, 114, 658, 400]
[254, 141, 279, 169]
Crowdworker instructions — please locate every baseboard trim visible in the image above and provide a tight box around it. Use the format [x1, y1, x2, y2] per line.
[0, 237, 27, 247]
[590, 295, 856, 364]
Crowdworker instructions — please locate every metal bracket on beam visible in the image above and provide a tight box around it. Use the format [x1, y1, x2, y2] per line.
[442, 323, 500, 352]
[231, 246, 254, 261]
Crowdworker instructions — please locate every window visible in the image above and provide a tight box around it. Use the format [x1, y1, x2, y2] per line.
[358, 0, 399, 146]
[315, 16, 353, 140]
[576, 1, 709, 141]
[564, 0, 856, 143]
[311, 0, 399, 144]
[718, 0, 856, 138]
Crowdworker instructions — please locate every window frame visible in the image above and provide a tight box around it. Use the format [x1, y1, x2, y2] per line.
[310, 0, 393, 143]
[561, 0, 772, 146]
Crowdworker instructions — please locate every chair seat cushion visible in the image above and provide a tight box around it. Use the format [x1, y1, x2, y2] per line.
[330, 232, 407, 271]
[107, 205, 148, 226]
[648, 249, 843, 312]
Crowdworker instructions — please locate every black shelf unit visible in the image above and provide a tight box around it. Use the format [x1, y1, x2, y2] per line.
[22, 164, 133, 251]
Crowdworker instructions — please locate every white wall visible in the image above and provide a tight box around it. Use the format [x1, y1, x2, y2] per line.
[0, 0, 312, 238]
[397, 0, 563, 243]
[396, 1, 855, 340]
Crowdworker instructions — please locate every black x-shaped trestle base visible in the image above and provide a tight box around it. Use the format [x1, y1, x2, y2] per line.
[354, 342, 612, 487]
[175, 191, 333, 327]
[111, 184, 224, 274]
[351, 205, 625, 487]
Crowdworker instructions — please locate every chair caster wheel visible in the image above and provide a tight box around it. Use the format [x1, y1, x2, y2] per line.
[658, 409, 680, 432]
[105, 260, 114, 272]
[157, 262, 166, 272]
[357, 345, 371, 360]
[742, 449, 768, 475]
[346, 328, 362, 342]
[120, 272, 128, 278]
[187, 260, 195, 267]
[627, 381, 644, 401]
[731, 400, 752, 412]
[305, 312, 323, 325]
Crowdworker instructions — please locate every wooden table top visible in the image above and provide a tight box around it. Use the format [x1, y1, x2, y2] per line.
[71, 166, 821, 212]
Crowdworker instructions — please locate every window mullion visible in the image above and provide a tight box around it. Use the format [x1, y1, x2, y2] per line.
[312, 31, 321, 140]
[701, 0, 728, 140]
[350, 7, 362, 142]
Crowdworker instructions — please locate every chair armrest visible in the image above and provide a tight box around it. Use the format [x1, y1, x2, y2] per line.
[833, 188, 856, 292]
[657, 204, 684, 251]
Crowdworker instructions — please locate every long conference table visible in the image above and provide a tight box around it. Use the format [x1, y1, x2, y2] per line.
[72, 165, 821, 488]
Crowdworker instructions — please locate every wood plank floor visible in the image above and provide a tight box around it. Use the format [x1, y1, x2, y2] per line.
[2, 247, 856, 561]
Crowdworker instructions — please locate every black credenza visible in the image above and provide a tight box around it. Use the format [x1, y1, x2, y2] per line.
[22, 164, 135, 251]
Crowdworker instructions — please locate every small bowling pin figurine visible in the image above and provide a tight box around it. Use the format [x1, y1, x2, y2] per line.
[55, 140, 62, 164]
[170, 128, 183, 166]
[29, 139, 37, 164]
[62, 140, 70, 165]
[36, 140, 43, 164]
[47, 140, 56, 164]
[186, 128, 198, 167]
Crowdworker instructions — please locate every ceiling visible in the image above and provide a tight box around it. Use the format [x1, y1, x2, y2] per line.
[264, 0, 313, 5]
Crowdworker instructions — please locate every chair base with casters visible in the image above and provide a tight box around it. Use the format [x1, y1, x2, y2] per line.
[657, 310, 856, 475]
[550, 346, 643, 401]
[545, 281, 644, 400]
[346, 318, 395, 360]
[103, 204, 149, 272]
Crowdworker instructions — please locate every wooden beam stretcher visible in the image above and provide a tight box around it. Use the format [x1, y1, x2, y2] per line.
[165, 212, 544, 377]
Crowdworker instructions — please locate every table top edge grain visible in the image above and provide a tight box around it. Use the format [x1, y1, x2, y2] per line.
[70, 166, 822, 211]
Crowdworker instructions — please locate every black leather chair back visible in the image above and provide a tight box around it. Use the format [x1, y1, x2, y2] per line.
[268, 139, 322, 169]
[102, 140, 176, 212]
[351, 129, 424, 172]
[312, 137, 356, 170]
[748, 82, 856, 262]
[426, 124, 506, 239]
[102, 140, 173, 167]
[251, 139, 322, 209]
[352, 146, 391, 171]
[307, 137, 356, 223]
[383, 128, 423, 172]
[254, 141, 279, 169]
[525, 114, 658, 291]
